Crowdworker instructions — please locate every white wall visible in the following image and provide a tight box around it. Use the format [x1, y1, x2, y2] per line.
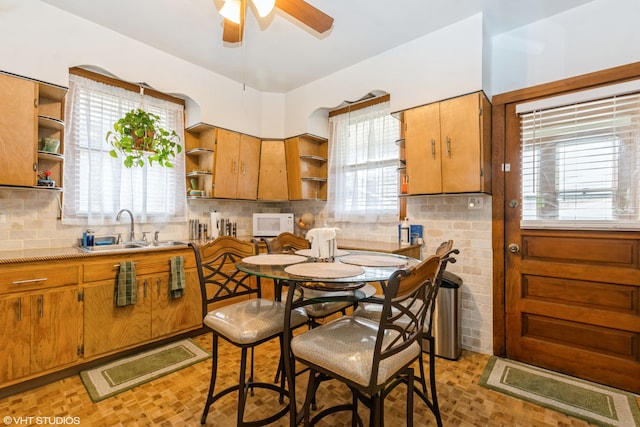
[0, 0, 271, 137]
[284, 14, 485, 138]
[491, 0, 640, 96]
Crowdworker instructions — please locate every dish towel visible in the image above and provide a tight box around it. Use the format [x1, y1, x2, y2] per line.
[114, 261, 137, 307]
[169, 256, 186, 299]
[307, 227, 339, 259]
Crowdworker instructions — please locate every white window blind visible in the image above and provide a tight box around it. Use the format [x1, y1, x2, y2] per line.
[328, 100, 400, 223]
[62, 74, 186, 225]
[520, 92, 640, 229]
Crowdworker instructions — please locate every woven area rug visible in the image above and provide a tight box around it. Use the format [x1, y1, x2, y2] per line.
[80, 339, 210, 402]
[479, 356, 640, 427]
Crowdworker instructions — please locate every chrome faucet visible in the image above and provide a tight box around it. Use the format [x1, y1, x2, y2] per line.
[116, 209, 135, 242]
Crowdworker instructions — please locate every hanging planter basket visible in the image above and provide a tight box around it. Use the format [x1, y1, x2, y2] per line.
[106, 108, 182, 168]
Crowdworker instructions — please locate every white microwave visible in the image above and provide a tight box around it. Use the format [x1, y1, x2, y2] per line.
[252, 213, 295, 237]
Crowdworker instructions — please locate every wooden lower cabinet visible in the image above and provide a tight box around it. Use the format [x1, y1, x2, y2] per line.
[0, 262, 81, 386]
[151, 270, 202, 339]
[0, 247, 202, 391]
[0, 287, 81, 384]
[30, 287, 82, 373]
[83, 279, 152, 358]
[0, 294, 31, 383]
[82, 248, 202, 358]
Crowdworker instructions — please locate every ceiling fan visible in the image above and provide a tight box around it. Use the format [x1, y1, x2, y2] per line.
[218, 0, 334, 43]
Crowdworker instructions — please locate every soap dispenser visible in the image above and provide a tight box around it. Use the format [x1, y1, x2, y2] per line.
[400, 217, 410, 246]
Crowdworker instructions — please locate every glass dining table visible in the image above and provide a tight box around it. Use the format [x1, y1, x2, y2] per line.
[236, 249, 420, 426]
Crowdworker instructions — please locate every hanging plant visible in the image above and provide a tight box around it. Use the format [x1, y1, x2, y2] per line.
[106, 108, 182, 168]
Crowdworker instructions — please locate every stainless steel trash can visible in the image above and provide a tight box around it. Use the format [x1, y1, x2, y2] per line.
[423, 271, 462, 360]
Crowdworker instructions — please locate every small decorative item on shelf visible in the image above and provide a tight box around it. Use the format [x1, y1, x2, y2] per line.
[37, 171, 55, 187]
[106, 108, 182, 168]
[41, 137, 60, 154]
[297, 212, 314, 236]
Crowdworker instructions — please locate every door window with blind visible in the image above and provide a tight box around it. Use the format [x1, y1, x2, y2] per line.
[519, 90, 640, 229]
[62, 73, 186, 225]
[328, 100, 400, 223]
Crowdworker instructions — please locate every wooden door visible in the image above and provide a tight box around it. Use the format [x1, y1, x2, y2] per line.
[0, 294, 31, 382]
[0, 73, 38, 186]
[83, 280, 151, 357]
[213, 128, 240, 198]
[237, 134, 261, 199]
[151, 271, 202, 338]
[503, 104, 640, 394]
[404, 103, 441, 194]
[258, 140, 288, 200]
[440, 92, 483, 193]
[31, 287, 81, 372]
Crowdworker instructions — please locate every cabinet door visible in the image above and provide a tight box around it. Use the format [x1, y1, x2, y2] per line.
[439, 93, 482, 193]
[404, 103, 442, 194]
[83, 279, 151, 357]
[151, 270, 202, 339]
[258, 140, 288, 200]
[0, 295, 31, 383]
[212, 128, 240, 198]
[31, 287, 81, 372]
[0, 73, 38, 186]
[237, 134, 261, 199]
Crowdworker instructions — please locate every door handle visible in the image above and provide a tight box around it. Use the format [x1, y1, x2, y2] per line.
[508, 243, 520, 254]
[430, 139, 436, 159]
[445, 137, 451, 158]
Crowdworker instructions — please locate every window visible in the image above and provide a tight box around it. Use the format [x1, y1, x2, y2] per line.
[520, 92, 640, 229]
[62, 73, 186, 225]
[328, 99, 400, 222]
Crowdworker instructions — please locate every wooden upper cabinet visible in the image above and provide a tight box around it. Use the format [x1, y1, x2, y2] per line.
[0, 73, 38, 187]
[404, 102, 441, 194]
[212, 129, 260, 199]
[0, 72, 66, 190]
[258, 140, 289, 200]
[285, 134, 328, 200]
[236, 134, 261, 199]
[403, 91, 491, 195]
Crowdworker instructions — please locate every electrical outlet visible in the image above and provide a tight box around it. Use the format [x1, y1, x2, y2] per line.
[467, 197, 483, 209]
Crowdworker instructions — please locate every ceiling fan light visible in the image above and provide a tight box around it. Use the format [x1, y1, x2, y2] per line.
[251, 0, 275, 18]
[220, 0, 241, 24]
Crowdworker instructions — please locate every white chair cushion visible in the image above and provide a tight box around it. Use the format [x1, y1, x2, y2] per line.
[291, 316, 421, 387]
[204, 298, 308, 345]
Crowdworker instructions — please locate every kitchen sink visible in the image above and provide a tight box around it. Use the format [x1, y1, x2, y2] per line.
[79, 240, 187, 253]
[152, 240, 187, 247]
[80, 243, 145, 252]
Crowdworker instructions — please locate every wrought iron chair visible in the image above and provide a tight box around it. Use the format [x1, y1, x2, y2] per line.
[190, 237, 308, 426]
[350, 240, 458, 426]
[290, 254, 443, 426]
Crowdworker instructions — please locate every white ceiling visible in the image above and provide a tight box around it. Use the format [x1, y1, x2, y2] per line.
[41, 0, 596, 93]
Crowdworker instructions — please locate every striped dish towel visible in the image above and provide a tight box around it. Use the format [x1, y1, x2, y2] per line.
[169, 256, 185, 299]
[114, 261, 137, 307]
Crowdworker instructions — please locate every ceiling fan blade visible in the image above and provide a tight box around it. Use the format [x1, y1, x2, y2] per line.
[222, 18, 243, 43]
[276, 0, 334, 33]
[221, 0, 247, 43]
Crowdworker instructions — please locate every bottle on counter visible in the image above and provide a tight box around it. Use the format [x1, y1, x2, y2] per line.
[86, 229, 95, 246]
[400, 218, 410, 246]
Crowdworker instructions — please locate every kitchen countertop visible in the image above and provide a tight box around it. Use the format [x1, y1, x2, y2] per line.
[0, 243, 191, 265]
[337, 239, 421, 254]
[0, 238, 422, 265]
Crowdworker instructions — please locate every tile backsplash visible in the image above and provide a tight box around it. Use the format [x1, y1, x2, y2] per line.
[0, 189, 493, 355]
